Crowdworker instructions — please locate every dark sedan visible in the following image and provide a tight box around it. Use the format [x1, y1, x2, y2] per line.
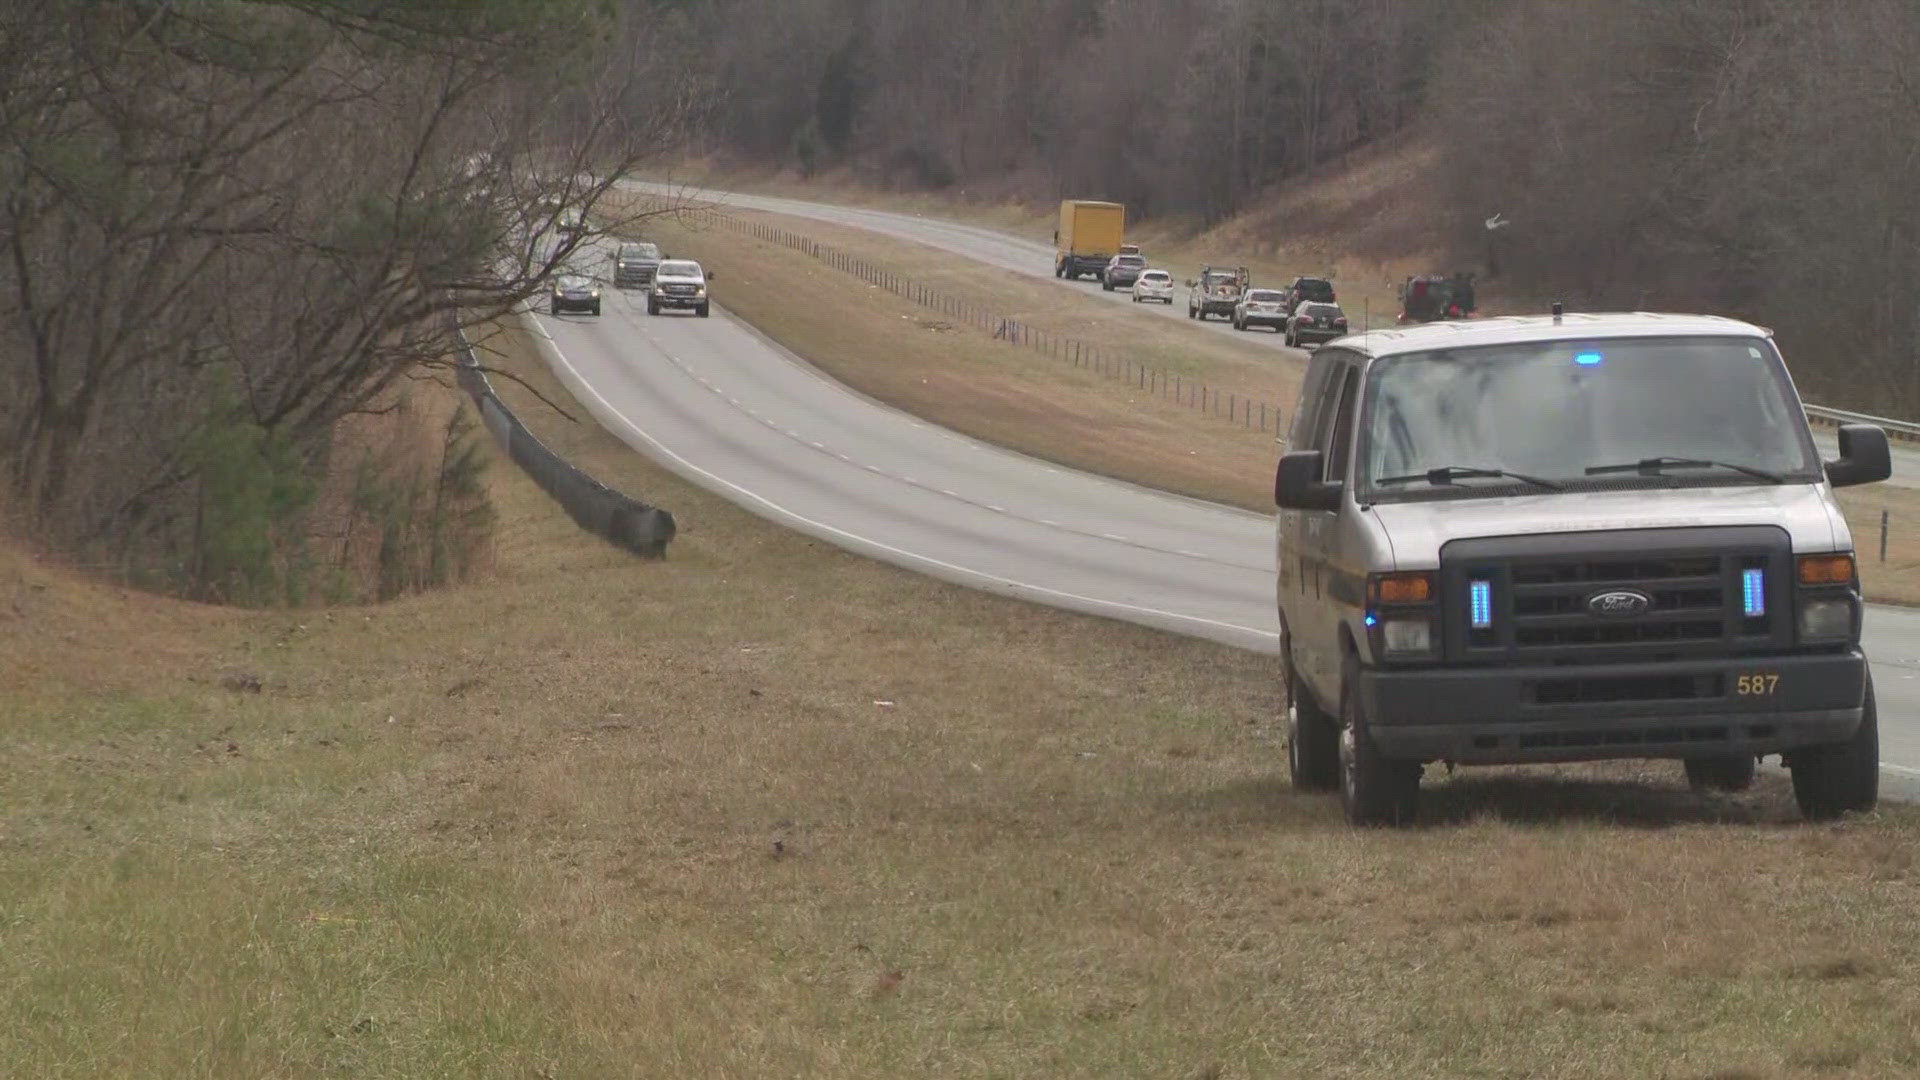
[549, 273, 601, 316]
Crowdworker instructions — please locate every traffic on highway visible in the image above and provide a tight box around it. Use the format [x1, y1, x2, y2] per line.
[542, 187, 1920, 821]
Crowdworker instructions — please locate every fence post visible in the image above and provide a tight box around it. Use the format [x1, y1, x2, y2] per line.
[1882, 509, 1890, 562]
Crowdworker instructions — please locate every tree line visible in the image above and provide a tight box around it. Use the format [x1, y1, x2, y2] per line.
[0, 0, 685, 599]
[672, 0, 1452, 222]
[1430, 0, 1920, 412]
[675, 0, 1917, 413]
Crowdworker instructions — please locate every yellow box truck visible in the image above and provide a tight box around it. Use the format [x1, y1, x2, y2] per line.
[1054, 200, 1125, 281]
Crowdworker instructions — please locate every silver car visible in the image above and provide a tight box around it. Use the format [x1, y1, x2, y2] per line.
[1232, 288, 1291, 332]
[1274, 312, 1891, 826]
[613, 241, 662, 289]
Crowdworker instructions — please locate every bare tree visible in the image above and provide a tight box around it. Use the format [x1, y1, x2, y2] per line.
[0, 0, 694, 575]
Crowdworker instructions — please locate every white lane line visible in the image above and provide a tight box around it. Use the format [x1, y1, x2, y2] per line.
[522, 313, 1277, 649]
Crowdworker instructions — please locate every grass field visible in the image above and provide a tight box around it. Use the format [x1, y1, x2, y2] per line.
[8, 317, 1919, 1076]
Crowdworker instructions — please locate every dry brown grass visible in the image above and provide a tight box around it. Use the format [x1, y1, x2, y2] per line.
[304, 376, 495, 601]
[7, 322, 1920, 1077]
[1839, 484, 1920, 606]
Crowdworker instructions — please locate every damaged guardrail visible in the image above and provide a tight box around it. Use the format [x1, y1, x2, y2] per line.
[452, 321, 676, 557]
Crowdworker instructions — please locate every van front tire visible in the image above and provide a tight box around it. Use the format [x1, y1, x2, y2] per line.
[1338, 653, 1421, 827]
[1789, 675, 1879, 820]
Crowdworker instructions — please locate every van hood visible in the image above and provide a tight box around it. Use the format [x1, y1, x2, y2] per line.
[1367, 483, 1847, 568]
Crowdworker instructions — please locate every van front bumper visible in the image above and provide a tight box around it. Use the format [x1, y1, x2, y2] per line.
[1361, 651, 1866, 764]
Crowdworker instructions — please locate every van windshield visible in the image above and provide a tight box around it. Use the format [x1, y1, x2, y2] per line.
[1360, 336, 1822, 499]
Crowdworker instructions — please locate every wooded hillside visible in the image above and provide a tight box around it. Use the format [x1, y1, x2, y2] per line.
[670, 0, 1919, 412]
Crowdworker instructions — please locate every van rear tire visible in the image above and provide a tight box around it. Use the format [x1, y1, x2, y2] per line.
[1287, 655, 1339, 792]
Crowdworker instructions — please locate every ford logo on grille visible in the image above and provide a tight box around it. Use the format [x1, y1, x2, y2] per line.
[1586, 589, 1652, 618]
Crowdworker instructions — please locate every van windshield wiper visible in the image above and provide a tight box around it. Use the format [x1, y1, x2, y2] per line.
[1583, 456, 1783, 483]
[1376, 465, 1564, 491]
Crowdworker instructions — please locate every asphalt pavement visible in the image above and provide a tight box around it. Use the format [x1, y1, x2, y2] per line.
[555, 186, 1920, 800]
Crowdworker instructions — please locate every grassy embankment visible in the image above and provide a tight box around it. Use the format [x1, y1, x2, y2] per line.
[5, 318, 1920, 1076]
[619, 193, 1920, 606]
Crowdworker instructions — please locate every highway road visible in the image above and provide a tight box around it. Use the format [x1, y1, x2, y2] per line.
[544, 193, 1920, 801]
[621, 179, 1920, 486]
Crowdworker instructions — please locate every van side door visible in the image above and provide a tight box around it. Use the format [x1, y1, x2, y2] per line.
[1302, 357, 1363, 691]
[1278, 350, 1343, 665]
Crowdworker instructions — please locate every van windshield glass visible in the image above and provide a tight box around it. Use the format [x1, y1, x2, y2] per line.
[1361, 336, 1820, 499]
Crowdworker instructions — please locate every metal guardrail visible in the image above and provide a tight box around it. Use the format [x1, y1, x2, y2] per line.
[1804, 404, 1920, 443]
[452, 320, 677, 557]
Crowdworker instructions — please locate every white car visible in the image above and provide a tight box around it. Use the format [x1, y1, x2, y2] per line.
[647, 259, 714, 317]
[1131, 268, 1175, 304]
[1232, 288, 1291, 332]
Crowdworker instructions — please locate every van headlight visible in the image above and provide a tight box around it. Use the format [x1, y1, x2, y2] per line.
[1798, 598, 1854, 643]
[1381, 619, 1432, 655]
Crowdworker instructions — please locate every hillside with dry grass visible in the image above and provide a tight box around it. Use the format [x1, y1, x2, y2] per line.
[7, 326, 1920, 1076]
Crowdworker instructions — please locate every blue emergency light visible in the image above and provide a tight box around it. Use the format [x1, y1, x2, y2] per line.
[1742, 568, 1765, 617]
[1469, 580, 1493, 629]
[1574, 351, 1603, 366]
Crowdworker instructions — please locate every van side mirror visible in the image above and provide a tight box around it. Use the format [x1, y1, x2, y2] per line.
[706, 270, 717, 280]
[1824, 423, 1892, 488]
[1275, 450, 1342, 510]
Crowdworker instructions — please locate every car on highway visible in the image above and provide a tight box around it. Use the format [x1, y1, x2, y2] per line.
[1285, 301, 1349, 347]
[613, 241, 663, 289]
[1232, 288, 1292, 332]
[647, 259, 714, 317]
[1274, 310, 1892, 827]
[549, 273, 601, 316]
[1131, 268, 1175, 304]
[1101, 253, 1148, 291]
[1285, 276, 1336, 312]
